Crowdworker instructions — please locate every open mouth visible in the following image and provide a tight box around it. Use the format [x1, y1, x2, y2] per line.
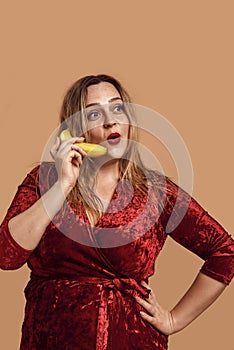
[107, 133, 121, 145]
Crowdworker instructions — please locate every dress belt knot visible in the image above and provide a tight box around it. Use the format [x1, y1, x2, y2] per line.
[96, 277, 151, 350]
[104, 277, 151, 299]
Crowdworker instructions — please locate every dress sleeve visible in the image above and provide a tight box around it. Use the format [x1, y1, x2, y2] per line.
[0, 166, 40, 270]
[160, 178, 234, 285]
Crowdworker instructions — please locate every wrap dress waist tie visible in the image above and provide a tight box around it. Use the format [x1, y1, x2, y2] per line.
[28, 275, 151, 350]
[79, 276, 151, 350]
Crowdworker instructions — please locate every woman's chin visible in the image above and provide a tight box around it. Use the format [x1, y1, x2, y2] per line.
[106, 140, 128, 160]
[106, 149, 123, 159]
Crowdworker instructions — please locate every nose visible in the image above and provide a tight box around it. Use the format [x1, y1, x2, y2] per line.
[103, 111, 117, 128]
[103, 120, 116, 128]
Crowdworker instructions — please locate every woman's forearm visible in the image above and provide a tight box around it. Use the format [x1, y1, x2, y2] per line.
[8, 134, 86, 252]
[171, 272, 226, 333]
[136, 273, 227, 336]
[8, 181, 71, 250]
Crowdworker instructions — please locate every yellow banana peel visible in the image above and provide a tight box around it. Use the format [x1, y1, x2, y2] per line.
[60, 129, 107, 157]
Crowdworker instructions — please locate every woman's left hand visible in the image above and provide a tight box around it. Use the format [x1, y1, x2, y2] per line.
[135, 281, 175, 336]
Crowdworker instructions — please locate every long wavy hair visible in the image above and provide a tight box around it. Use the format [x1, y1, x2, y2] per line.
[58, 74, 166, 223]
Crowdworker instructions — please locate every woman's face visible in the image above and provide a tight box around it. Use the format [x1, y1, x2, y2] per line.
[84, 82, 130, 159]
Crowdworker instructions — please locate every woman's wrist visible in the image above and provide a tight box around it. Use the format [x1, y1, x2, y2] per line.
[169, 309, 184, 334]
[168, 310, 177, 335]
[168, 273, 227, 335]
[55, 180, 74, 198]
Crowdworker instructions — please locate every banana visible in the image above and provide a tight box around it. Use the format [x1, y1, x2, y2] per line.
[59, 129, 107, 157]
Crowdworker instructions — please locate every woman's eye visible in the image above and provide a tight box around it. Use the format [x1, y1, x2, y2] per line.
[113, 104, 124, 113]
[87, 110, 101, 121]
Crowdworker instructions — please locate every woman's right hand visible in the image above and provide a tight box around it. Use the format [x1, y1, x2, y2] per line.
[50, 136, 87, 193]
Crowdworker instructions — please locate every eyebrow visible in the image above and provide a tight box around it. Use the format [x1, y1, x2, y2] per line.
[85, 97, 122, 108]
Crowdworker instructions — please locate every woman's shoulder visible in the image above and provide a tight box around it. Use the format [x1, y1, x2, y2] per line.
[146, 169, 179, 194]
[23, 162, 57, 194]
[25, 161, 56, 179]
[146, 170, 193, 211]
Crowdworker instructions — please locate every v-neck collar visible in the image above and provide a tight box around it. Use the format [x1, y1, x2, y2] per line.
[83, 185, 119, 228]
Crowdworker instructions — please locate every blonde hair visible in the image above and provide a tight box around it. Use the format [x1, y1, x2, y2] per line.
[58, 74, 165, 223]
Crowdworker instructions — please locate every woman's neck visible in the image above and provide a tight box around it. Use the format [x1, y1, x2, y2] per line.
[96, 159, 120, 184]
[94, 160, 120, 204]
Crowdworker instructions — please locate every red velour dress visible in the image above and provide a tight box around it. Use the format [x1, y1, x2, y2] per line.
[0, 162, 234, 350]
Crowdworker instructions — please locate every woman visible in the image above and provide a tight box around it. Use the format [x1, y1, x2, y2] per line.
[0, 74, 233, 350]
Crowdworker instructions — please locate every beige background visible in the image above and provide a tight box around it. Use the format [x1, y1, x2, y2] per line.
[0, 1, 233, 349]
